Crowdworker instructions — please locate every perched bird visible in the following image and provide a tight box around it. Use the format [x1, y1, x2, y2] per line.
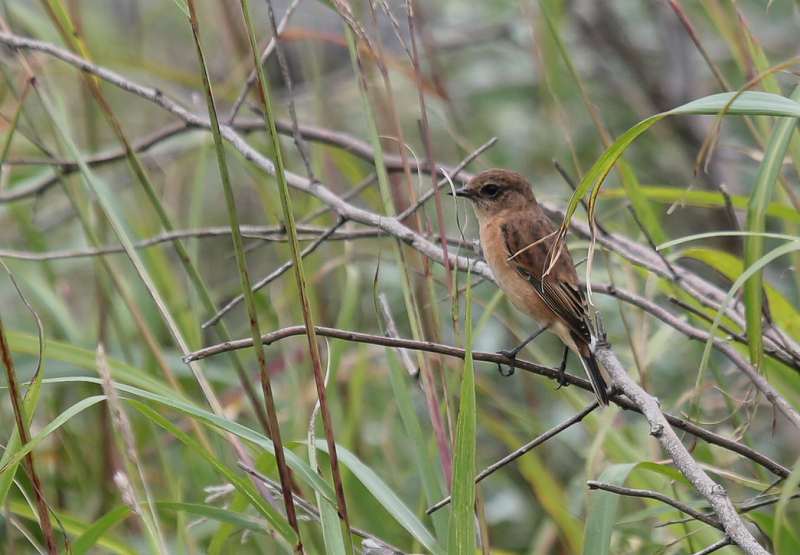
[452, 168, 609, 405]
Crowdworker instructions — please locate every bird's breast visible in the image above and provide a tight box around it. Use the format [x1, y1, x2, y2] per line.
[479, 218, 555, 324]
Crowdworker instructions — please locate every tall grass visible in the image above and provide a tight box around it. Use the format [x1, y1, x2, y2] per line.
[1, 1, 798, 553]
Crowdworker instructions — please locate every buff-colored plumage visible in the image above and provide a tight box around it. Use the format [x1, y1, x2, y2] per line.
[455, 169, 609, 405]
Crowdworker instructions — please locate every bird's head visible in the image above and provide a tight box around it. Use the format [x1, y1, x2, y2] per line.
[451, 169, 536, 219]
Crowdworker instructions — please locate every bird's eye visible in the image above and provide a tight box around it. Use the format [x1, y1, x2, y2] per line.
[481, 184, 500, 198]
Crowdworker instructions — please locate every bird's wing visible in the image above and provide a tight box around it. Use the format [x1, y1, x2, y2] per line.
[500, 216, 593, 344]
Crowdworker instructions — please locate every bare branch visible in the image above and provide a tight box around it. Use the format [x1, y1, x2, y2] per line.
[595, 345, 768, 554]
[427, 402, 599, 514]
[183, 324, 789, 479]
[586, 481, 721, 530]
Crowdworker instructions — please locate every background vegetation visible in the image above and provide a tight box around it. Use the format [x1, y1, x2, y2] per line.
[0, 0, 799, 553]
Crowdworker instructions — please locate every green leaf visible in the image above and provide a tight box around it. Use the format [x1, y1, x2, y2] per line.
[130, 401, 298, 545]
[40, 376, 337, 504]
[557, 90, 800, 288]
[73, 506, 132, 555]
[678, 247, 800, 338]
[773, 456, 800, 554]
[601, 187, 800, 224]
[313, 440, 442, 555]
[6, 330, 173, 396]
[448, 272, 476, 555]
[0, 395, 107, 473]
[618, 161, 667, 246]
[157, 501, 270, 532]
[583, 464, 637, 555]
[10, 500, 136, 555]
[698, 240, 800, 393]
[744, 85, 800, 366]
[583, 462, 696, 554]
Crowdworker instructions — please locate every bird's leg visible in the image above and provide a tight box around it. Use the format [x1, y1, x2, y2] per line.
[496, 325, 549, 377]
[555, 345, 569, 389]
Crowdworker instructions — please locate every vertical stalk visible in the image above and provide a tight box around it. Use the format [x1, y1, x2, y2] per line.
[0, 317, 56, 555]
[184, 2, 302, 549]
[237, 1, 353, 549]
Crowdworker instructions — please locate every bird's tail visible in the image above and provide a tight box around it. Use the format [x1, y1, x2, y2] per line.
[578, 352, 609, 406]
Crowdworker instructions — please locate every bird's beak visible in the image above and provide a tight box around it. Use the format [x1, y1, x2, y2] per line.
[449, 187, 474, 198]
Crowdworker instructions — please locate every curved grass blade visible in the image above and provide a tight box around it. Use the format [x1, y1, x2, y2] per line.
[0, 395, 106, 473]
[130, 401, 297, 546]
[551, 91, 800, 297]
[72, 506, 132, 555]
[38, 376, 337, 504]
[9, 500, 136, 555]
[697, 240, 800, 422]
[744, 85, 800, 367]
[312, 440, 443, 555]
[678, 247, 799, 338]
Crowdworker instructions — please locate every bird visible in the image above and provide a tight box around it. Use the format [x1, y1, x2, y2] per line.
[451, 168, 609, 405]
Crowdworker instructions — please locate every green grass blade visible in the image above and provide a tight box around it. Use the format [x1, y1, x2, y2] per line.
[0, 395, 107, 473]
[556, 91, 800, 287]
[130, 401, 298, 545]
[583, 464, 636, 555]
[697, 240, 800, 411]
[678, 247, 800, 339]
[72, 506, 132, 555]
[744, 85, 800, 366]
[9, 500, 136, 555]
[312, 439, 443, 555]
[235, 1, 349, 546]
[773, 456, 800, 554]
[602, 186, 800, 224]
[448, 274, 476, 555]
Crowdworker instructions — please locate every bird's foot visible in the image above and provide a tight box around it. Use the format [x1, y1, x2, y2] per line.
[496, 349, 517, 377]
[555, 346, 569, 390]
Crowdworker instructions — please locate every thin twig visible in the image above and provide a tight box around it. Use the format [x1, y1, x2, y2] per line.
[691, 537, 732, 555]
[396, 136, 497, 221]
[427, 401, 598, 514]
[626, 204, 680, 281]
[594, 345, 768, 554]
[183, 324, 789, 479]
[594, 282, 800, 429]
[226, 0, 301, 124]
[586, 481, 721, 530]
[202, 218, 346, 328]
[0, 224, 377, 261]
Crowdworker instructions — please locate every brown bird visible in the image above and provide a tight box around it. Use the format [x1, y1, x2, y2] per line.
[453, 168, 609, 405]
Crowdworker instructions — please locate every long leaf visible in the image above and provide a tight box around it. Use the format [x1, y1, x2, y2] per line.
[448, 273, 476, 555]
[601, 186, 800, 224]
[583, 464, 636, 555]
[130, 401, 297, 546]
[744, 85, 800, 366]
[555, 91, 800, 292]
[698, 240, 800, 395]
[313, 439, 442, 555]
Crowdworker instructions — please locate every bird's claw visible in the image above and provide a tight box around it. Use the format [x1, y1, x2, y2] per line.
[555, 352, 568, 390]
[497, 349, 517, 377]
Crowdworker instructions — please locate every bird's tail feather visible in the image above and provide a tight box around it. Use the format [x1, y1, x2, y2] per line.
[579, 353, 609, 406]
